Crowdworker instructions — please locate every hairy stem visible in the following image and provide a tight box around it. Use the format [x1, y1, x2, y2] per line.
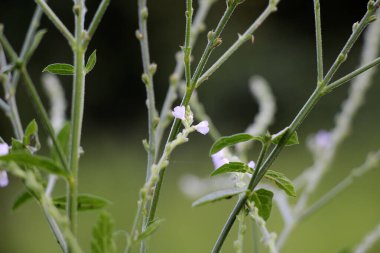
[67, 0, 86, 242]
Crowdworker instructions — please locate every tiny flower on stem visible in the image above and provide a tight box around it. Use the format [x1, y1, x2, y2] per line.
[248, 161, 256, 169]
[172, 105, 186, 120]
[212, 149, 229, 169]
[194, 121, 209, 135]
[0, 143, 9, 187]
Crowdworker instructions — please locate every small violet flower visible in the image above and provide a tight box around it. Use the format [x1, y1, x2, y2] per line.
[194, 121, 209, 135]
[211, 150, 229, 169]
[172, 105, 186, 120]
[315, 130, 332, 149]
[248, 160, 256, 169]
[0, 143, 9, 188]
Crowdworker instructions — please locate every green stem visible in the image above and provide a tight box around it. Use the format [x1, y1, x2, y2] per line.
[324, 56, 380, 93]
[211, 3, 380, 249]
[313, 0, 324, 83]
[323, 0, 379, 85]
[34, 0, 75, 45]
[212, 140, 271, 253]
[137, 0, 158, 181]
[146, 0, 240, 228]
[84, 0, 111, 48]
[184, 0, 193, 88]
[155, 0, 217, 151]
[67, 0, 86, 241]
[197, 0, 280, 86]
[20, 67, 69, 171]
[0, 27, 68, 172]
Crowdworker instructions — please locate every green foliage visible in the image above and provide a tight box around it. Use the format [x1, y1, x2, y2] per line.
[51, 123, 70, 162]
[43, 63, 74, 75]
[0, 152, 68, 177]
[53, 194, 111, 211]
[137, 219, 165, 241]
[249, 188, 273, 221]
[85, 50, 97, 74]
[23, 119, 40, 151]
[192, 188, 246, 207]
[211, 162, 252, 176]
[11, 138, 25, 152]
[272, 127, 299, 146]
[91, 212, 117, 253]
[210, 133, 263, 155]
[12, 191, 33, 211]
[265, 170, 296, 197]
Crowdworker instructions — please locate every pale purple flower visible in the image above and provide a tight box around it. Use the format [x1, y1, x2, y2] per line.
[172, 105, 186, 120]
[0, 143, 9, 188]
[315, 130, 332, 149]
[0, 143, 9, 156]
[0, 171, 8, 187]
[248, 161, 256, 169]
[194, 121, 209, 135]
[211, 150, 229, 169]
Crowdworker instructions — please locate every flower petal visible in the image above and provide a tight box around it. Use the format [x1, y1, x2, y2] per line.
[195, 121, 209, 135]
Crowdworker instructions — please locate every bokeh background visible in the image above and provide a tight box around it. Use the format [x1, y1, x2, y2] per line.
[1, 0, 380, 252]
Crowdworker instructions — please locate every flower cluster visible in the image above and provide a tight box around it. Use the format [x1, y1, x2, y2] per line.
[172, 105, 209, 135]
[0, 143, 9, 187]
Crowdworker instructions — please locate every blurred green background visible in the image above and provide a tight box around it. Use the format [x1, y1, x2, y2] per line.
[1, 0, 380, 252]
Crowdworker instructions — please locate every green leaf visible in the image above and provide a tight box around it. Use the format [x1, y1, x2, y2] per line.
[211, 162, 252, 176]
[53, 194, 111, 211]
[91, 212, 117, 253]
[51, 123, 70, 162]
[85, 50, 97, 74]
[0, 152, 68, 177]
[25, 29, 47, 63]
[249, 188, 273, 221]
[210, 133, 263, 155]
[11, 138, 25, 152]
[137, 218, 165, 241]
[192, 188, 246, 207]
[23, 119, 40, 151]
[265, 170, 296, 197]
[12, 191, 33, 211]
[272, 127, 299, 146]
[43, 63, 74, 75]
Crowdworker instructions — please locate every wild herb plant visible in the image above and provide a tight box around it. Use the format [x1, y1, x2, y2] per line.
[1, 0, 380, 253]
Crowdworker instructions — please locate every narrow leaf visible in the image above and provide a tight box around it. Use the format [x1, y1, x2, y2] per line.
[43, 63, 74, 75]
[210, 133, 263, 156]
[91, 212, 117, 253]
[250, 188, 273, 221]
[137, 219, 165, 241]
[265, 170, 296, 197]
[12, 191, 33, 211]
[53, 194, 111, 211]
[0, 152, 68, 177]
[211, 162, 252, 176]
[85, 50, 97, 74]
[272, 127, 299, 146]
[192, 188, 246, 207]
